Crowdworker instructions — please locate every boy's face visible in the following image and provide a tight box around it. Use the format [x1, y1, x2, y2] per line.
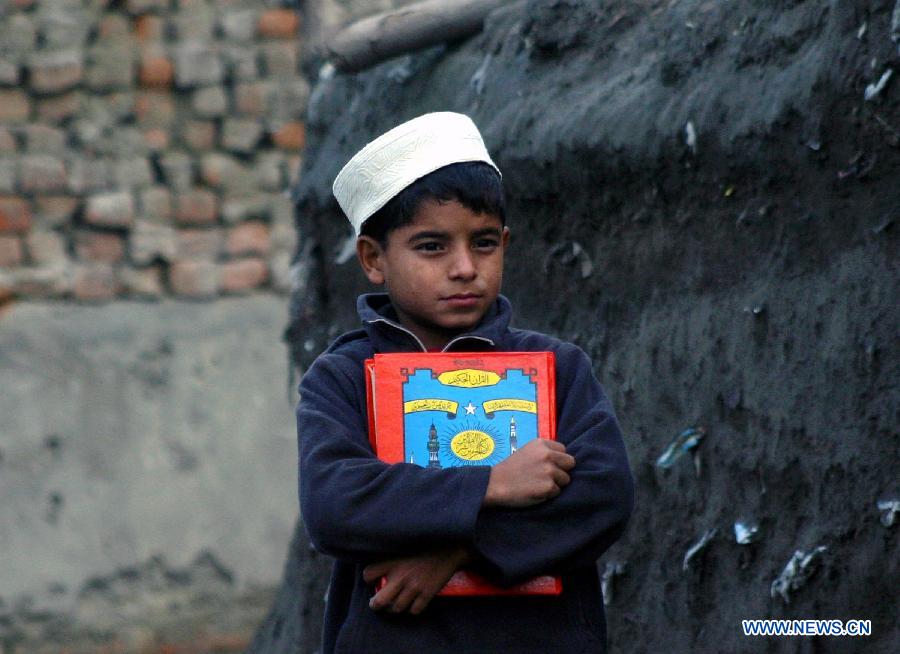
[357, 199, 510, 351]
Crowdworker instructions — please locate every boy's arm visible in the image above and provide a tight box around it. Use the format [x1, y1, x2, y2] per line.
[298, 352, 492, 561]
[470, 343, 635, 585]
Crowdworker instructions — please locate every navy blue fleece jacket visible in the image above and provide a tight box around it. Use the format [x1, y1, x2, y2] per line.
[298, 293, 634, 653]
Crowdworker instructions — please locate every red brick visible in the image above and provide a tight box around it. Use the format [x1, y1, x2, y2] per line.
[220, 257, 267, 293]
[75, 231, 126, 263]
[234, 82, 269, 116]
[98, 14, 132, 39]
[176, 228, 222, 259]
[143, 128, 170, 151]
[139, 51, 174, 87]
[73, 263, 119, 302]
[272, 121, 306, 151]
[0, 127, 16, 153]
[169, 260, 218, 298]
[135, 15, 165, 42]
[0, 235, 23, 267]
[0, 90, 30, 122]
[257, 9, 300, 39]
[175, 190, 218, 225]
[0, 196, 31, 233]
[226, 221, 270, 257]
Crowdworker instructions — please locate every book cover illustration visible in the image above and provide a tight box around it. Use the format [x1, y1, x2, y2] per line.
[365, 352, 561, 596]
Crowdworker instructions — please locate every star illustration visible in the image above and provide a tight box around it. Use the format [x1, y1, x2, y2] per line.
[464, 402, 477, 415]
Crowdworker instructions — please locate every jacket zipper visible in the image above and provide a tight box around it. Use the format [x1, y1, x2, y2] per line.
[365, 319, 496, 352]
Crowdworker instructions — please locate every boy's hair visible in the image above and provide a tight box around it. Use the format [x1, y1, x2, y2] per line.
[359, 161, 505, 248]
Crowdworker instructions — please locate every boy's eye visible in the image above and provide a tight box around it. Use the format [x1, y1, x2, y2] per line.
[474, 238, 499, 249]
[415, 242, 444, 252]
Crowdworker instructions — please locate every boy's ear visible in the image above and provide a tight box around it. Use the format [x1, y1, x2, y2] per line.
[356, 236, 385, 285]
[501, 226, 510, 248]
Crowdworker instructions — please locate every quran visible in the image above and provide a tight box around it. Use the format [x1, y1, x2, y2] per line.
[364, 351, 562, 596]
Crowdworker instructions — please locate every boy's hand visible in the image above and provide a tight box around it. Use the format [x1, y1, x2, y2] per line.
[483, 439, 575, 508]
[363, 546, 472, 615]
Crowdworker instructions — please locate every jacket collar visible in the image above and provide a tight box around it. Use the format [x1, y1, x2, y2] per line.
[357, 292, 512, 353]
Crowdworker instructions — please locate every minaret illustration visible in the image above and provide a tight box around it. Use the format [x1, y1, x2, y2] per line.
[427, 422, 441, 468]
[509, 416, 518, 454]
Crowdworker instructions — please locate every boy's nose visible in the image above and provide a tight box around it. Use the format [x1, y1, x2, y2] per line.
[448, 249, 477, 280]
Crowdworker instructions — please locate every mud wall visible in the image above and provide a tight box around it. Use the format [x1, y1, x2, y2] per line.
[256, 0, 899, 651]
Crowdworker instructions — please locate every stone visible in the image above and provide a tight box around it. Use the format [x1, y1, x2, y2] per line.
[265, 77, 311, 123]
[28, 50, 84, 94]
[0, 58, 20, 85]
[75, 231, 126, 263]
[37, 91, 82, 121]
[220, 257, 267, 293]
[139, 48, 174, 87]
[181, 120, 217, 151]
[138, 186, 172, 222]
[0, 126, 15, 152]
[268, 192, 294, 226]
[11, 264, 71, 298]
[120, 265, 163, 298]
[221, 45, 259, 81]
[96, 13, 131, 40]
[0, 196, 31, 233]
[114, 157, 155, 189]
[234, 81, 269, 116]
[269, 250, 292, 293]
[168, 260, 218, 298]
[270, 219, 297, 255]
[67, 158, 111, 194]
[170, 5, 216, 41]
[0, 90, 31, 123]
[4, 13, 37, 54]
[227, 221, 271, 257]
[86, 44, 135, 91]
[221, 193, 269, 224]
[159, 152, 194, 190]
[199, 153, 257, 192]
[286, 155, 302, 186]
[174, 44, 223, 88]
[72, 263, 119, 302]
[220, 9, 259, 41]
[23, 124, 67, 154]
[0, 159, 16, 193]
[192, 86, 229, 118]
[24, 229, 67, 266]
[174, 189, 218, 225]
[126, 0, 169, 14]
[176, 227, 223, 259]
[257, 9, 300, 39]
[34, 196, 79, 227]
[38, 8, 92, 48]
[134, 90, 176, 127]
[256, 152, 286, 191]
[0, 235, 23, 268]
[272, 121, 306, 151]
[85, 191, 135, 228]
[260, 41, 299, 77]
[129, 221, 177, 264]
[20, 155, 67, 193]
[221, 119, 263, 154]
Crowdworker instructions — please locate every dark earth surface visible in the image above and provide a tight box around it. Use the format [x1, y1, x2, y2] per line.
[252, 1, 899, 651]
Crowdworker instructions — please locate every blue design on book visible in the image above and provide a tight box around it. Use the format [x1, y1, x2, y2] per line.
[402, 368, 539, 468]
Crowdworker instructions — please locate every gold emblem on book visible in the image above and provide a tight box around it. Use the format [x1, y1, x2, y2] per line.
[450, 430, 495, 461]
[437, 369, 501, 388]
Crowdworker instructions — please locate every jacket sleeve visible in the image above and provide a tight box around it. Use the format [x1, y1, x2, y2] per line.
[470, 343, 635, 585]
[298, 352, 492, 562]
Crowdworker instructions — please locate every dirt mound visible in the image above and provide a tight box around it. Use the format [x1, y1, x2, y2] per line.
[255, 1, 899, 651]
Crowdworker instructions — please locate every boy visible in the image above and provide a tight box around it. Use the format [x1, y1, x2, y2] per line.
[298, 112, 634, 653]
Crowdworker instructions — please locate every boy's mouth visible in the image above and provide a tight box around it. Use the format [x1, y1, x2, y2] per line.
[442, 293, 482, 307]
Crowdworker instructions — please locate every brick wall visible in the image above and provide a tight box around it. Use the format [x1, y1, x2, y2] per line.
[0, 0, 305, 304]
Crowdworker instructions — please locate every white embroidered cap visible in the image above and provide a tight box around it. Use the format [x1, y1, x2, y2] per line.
[332, 112, 500, 235]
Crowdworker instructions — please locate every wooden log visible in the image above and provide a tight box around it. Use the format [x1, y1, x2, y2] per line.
[327, 0, 506, 73]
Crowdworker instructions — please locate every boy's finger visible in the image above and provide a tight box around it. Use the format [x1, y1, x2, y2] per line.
[389, 587, 419, 614]
[409, 593, 432, 615]
[363, 563, 389, 584]
[369, 580, 400, 611]
[550, 451, 576, 470]
[552, 468, 571, 488]
[542, 440, 566, 452]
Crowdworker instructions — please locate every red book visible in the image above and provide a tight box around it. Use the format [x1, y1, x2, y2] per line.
[364, 351, 562, 596]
